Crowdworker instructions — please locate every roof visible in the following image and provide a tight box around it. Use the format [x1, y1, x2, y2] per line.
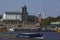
[27, 15, 38, 22]
[5, 11, 22, 15]
[51, 22, 60, 24]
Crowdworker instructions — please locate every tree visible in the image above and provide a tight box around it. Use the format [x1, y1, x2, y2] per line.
[41, 16, 60, 26]
[0, 15, 2, 20]
[41, 18, 50, 26]
[55, 16, 60, 21]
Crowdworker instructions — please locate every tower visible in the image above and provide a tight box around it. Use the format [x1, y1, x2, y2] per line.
[22, 5, 28, 22]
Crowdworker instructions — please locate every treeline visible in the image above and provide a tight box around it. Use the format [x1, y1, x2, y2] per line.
[41, 16, 60, 26]
[0, 15, 2, 20]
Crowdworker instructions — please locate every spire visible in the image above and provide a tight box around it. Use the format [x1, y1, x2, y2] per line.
[22, 5, 28, 22]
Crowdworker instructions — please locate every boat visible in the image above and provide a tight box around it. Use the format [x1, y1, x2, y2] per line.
[17, 32, 44, 39]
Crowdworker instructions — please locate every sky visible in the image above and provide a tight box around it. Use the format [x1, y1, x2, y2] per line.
[0, 0, 60, 18]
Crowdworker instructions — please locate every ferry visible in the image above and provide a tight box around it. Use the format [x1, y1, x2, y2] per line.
[17, 32, 44, 39]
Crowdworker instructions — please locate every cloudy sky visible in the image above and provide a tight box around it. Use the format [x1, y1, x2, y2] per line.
[0, 0, 60, 17]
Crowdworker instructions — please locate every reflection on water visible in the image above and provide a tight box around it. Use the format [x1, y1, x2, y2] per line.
[43, 32, 60, 40]
[0, 38, 43, 40]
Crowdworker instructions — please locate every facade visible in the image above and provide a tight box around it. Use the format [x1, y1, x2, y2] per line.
[3, 12, 22, 21]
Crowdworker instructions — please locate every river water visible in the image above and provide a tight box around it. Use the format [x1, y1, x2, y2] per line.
[0, 32, 60, 40]
[43, 32, 60, 40]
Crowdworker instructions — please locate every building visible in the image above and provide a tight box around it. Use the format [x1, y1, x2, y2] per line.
[3, 12, 22, 21]
[2, 5, 40, 29]
[51, 22, 60, 25]
[3, 12, 22, 28]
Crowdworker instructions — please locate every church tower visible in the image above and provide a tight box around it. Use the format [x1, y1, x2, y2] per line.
[22, 5, 28, 22]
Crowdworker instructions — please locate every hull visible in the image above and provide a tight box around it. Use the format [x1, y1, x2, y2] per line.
[17, 32, 44, 39]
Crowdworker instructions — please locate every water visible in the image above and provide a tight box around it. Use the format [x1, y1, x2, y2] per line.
[43, 32, 60, 40]
[0, 32, 60, 40]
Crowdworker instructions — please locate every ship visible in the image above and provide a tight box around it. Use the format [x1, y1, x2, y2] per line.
[17, 32, 44, 39]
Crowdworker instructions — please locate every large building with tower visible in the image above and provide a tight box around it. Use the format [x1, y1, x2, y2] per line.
[1, 5, 40, 29]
